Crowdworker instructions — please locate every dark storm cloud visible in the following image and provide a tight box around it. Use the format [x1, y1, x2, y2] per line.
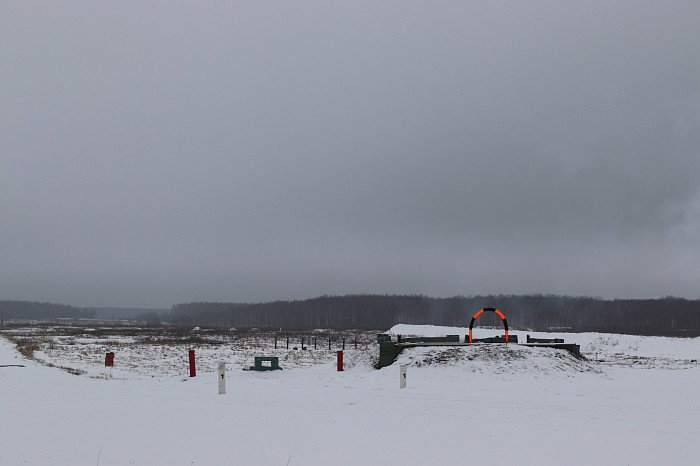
[2, 1, 699, 306]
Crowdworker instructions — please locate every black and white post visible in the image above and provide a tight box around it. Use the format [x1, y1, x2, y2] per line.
[400, 364, 407, 389]
[218, 362, 226, 395]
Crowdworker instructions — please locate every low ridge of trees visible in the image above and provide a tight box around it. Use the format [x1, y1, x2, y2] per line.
[168, 294, 700, 336]
[4, 295, 697, 336]
[0, 300, 95, 321]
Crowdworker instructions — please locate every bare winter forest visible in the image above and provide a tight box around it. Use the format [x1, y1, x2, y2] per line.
[3, 294, 699, 336]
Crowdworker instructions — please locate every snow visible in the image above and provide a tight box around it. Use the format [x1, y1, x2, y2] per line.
[1, 326, 699, 465]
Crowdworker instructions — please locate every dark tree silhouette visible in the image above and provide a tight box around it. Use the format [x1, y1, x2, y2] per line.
[167, 294, 700, 336]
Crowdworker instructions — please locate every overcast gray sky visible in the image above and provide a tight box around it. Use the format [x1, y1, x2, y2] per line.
[2, 1, 700, 308]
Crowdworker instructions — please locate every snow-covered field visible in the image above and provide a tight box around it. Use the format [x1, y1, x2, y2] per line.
[1, 324, 699, 465]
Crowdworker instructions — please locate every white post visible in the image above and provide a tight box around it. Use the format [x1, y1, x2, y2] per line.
[400, 364, 407, 389]
[218, 362, 226, 395]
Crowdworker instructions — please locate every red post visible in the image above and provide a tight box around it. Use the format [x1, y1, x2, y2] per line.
[105, 352, 114, 367]
[189, 349, 196, 377]
[337, 350, 343, 371]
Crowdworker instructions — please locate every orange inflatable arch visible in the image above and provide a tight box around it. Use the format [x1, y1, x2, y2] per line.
[468, 308, 509, 343]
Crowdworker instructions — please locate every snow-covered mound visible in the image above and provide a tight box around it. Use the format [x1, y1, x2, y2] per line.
[388, 324, 700, 370]
[394, 344, 602, 377]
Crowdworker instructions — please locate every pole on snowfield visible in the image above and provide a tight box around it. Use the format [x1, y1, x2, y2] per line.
[342, 338, 345, 350]
[218, 362, 226, 394]
[400, 365, 407, 389]
[314, 338, 317, 350]
[286, 337, 289, 350]
[275, 337, 277, 349]
[189, 349, 196, 377]
[337, 350, 343, 371]
[328, 336, 331, 350]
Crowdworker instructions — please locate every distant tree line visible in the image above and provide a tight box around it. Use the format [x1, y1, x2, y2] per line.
[134, 311, 161, 326]
[168, 294, 700, 336]
[0, 300, 95, 321]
